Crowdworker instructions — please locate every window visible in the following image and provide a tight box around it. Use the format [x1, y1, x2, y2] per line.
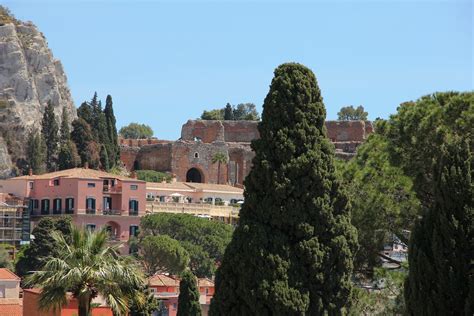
[130, 184, 138, 190]
[0, 285, 5, 298]
[172, 303, 177, 310]
[129, 199, 139, 215]
[41, 199, 50, 215]
[53, 198, 62, 214]
[29, 181, 34, 189]
[65, 198, 74, 214]
[129, 225, 139, 237]
[87, 183, 96, 188]
[34, 199, 39, 209]
[86, 224, 96, 232]
[86, 197, 96, 214]
[194, 152, 199, 158]
[53, 179, 60, 186]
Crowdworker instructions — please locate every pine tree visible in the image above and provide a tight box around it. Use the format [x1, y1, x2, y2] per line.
[41, 101, 59, 171]
[177, 270, 202, 316]
[104, 95, 119, 167]
[26, 131, 46, 174]
[99, 144, 110, 171]
[210, 63, 357, 315]
[71, 118, 93, 167]
[224, 103, 234, 120]
[405, 137, 473, 315]
[60, 106, 70, 144]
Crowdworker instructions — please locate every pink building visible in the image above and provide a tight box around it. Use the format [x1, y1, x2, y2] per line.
[0, 168, 146, 247]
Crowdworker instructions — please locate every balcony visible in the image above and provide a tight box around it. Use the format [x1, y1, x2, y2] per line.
[102, 209, 122, 216]
[103, 185, 122, 194]
[128, 210, 139, 216]
[86, 209, 96, 215]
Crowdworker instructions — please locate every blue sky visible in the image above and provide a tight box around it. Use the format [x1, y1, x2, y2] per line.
[6, 0, 473, 140]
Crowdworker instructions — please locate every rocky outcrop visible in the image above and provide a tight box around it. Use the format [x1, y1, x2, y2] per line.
[0, 18, 76, 176]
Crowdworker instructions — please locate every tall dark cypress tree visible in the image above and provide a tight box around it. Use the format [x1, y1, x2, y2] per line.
[41, 101, 59, 171]
[224, 103, 234, 120]
[77, 101, 93, 126]
[104, 95, 119, 166]
[210, 63, 357, 315]
[177, 270, 202, 316]
[26, 131, 46, 174]
[60, 106, 70, 144]
[405, 137, 473, 315]
[71, 118, 93, 167]
[99, 144, 110, 171]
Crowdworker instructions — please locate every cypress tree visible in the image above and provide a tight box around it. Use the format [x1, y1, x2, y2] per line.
[60, 106, 70, 144]
[405, 137, 473, 315]
[210, 63, 357, 315]
[77, 101, 93, 126]
[99, 144, 110, 171]
[224, 103, 234, 120]
[41, 101, 59, 171]
[71, 118, 93, 167]
[57, 140, 81, 170]
[177, 270, 202, 316]
[26, 131, 46, 174]
[104, 95, 119, 166]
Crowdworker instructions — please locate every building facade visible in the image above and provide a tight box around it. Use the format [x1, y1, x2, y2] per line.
[0, 168, 146, 245]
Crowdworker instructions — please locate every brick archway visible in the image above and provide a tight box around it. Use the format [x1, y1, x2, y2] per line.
[186, 168, 203, 183]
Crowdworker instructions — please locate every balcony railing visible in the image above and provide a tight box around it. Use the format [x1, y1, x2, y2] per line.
[146, 202, 240, 219]
[102, 209, 122, 216]
[103, 185, 122, 193]
[86, 209, 96, 215]
[129, 210, 139, 216]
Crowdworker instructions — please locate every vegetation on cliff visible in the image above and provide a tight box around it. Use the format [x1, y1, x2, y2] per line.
[210, 63, 357, 314]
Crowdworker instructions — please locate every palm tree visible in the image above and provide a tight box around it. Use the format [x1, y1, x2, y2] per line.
[27, 225, 146, 316]
[211, 152, 227, 185]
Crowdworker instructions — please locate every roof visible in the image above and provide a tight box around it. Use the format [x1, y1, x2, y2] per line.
[146, 181, 244, 194]
[0, 269, 20, 281]
[10, 168, 143, 182]
[0, 304, 22, 316]
[185, 182, 244, 194]
[148, 274, 180, 287]
[198, 278, 214, 287]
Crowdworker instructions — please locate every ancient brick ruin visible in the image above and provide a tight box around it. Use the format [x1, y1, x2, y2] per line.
[120, 120, 373, 186]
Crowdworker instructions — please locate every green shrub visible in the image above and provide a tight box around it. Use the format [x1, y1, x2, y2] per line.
[136, 170, 172, 183]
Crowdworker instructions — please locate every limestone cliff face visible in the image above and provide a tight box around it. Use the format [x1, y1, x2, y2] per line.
[0, 19, 76, 176]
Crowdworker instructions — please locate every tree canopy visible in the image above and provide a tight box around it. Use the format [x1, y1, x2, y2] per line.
[337, 105, 368, 120]
[139, 235, 190, 276]
[210, 63, 357, 315]
[140, 213, 233, 277]
[41, 101, 59, 170]
[200, 103, 259, 121]
[119, 123, 154, 139]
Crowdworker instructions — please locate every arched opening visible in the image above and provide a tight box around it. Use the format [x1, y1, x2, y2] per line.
[105, 221, 121, 241]
[186, 168, 203, 183]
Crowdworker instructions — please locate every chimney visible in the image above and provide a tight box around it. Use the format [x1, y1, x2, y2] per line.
[28, 168, 33, 176]
[84, 162, 89, 169]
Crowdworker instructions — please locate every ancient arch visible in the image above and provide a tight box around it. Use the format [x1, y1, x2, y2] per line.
[186, 167, 203, 183]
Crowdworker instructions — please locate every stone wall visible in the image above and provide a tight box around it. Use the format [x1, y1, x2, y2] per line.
[120, 119, 373, 186]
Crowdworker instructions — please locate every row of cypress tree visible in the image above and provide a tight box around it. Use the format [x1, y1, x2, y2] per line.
[26, 93, 119, 174]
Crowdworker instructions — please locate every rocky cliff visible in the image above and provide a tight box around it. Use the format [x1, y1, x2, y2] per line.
[0, 9, 76, 176]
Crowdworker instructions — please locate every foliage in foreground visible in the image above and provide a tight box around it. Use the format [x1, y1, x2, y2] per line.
[140, 213, 233, 278]
[405, 137, 473, 315]
[27, 225, 146, 316]
[119, 123, 154, 139]
[210, 63, 357, 315]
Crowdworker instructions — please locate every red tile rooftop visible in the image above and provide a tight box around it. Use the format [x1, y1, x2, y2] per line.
[10, 168, 143, 182]
[0, 268, 20, 281]
[148, 274, 180, 287]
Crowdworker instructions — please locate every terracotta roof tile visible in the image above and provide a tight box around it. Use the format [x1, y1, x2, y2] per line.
[0, 268, 20, 280]
[11, 168, 143, 182]
[148, 274, 180, 287]
[198, 278, 214, 287]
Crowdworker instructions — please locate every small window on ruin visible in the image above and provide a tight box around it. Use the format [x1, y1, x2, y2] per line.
[194, 152, 199, 158]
